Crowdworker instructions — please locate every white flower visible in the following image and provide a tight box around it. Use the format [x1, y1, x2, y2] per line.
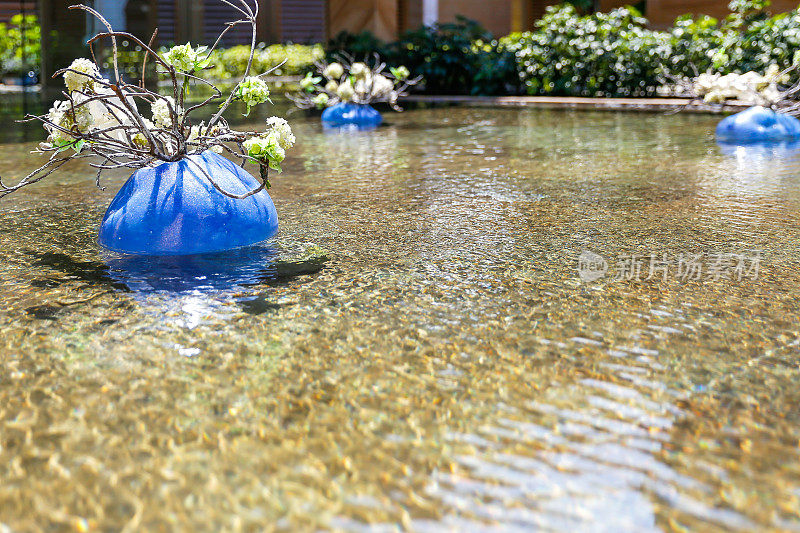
[350, 62, 369, 79]
[64, 58, 101, 93]
[703, 90, 727, 104]
[46, 100, 93, 146]
[151, 96, 181, 127]
[81, 87, 137, 142]
[244, 132, 285, 172]
[354, 73, 371, 99]
[694, 72, 720, 95]
[236, 76, 270, 109]
[390, 66, 410, 81]
[266, 116, 295, 150]
[187, 121, 206, 143]
[765, 63, 791, 84]
[739, 71, 766, 91]
[163, 43, 209, 72]
[370, 74, 394, 98]
[337, 80, 355, 102]
[325, 80, 339, 93]
[323, 62, 344, 79]
[757, 85, 782, 105]
[765, 64, 780, 79]
[313, 93, 330, 108]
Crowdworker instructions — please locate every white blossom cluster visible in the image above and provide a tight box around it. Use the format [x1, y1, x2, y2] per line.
[40, 48, 291, 167]
[243, 116, 296, 172]
[235, 76, 271, 115]
[44, 100, 93, 146]
[151, 96, 181, 128]
[63, 58, 101, 93]
[661, 65, 790, 106]
[162, 43, 211, 73]
[292, 59, 418, 109]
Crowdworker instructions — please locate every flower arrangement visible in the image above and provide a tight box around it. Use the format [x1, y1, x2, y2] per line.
[660, 63, 800, 114]
[0, 0, 293, 199]
[289, 55, 420, 111]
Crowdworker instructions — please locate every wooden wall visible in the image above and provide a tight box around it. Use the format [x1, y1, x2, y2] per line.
[438, 0, 513, 35]
[0, 1, 35, 23]
[327, 0, 398, 41]
[399, 0, 423, 33]
[282, 0, 326, 43]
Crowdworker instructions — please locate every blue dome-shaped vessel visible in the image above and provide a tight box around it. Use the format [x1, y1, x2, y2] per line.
[716, 106, 800, 143]
[321, 103, 382, 130]
[98, 150, 278, 255]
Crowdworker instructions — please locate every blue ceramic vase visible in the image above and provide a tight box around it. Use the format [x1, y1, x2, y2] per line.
[716, 106, 800, 143]
[98, 150, 278, 255]
[321, 103, 382, 130]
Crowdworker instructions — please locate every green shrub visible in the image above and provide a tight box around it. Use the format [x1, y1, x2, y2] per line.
[206, 43, 324, 80]
[392, 17, 518, 95]
[667, 1, 800, 76]
[326, 17, 519, 95]
[0, 14, 40, 76]
[505, 1, 800, 97]
[502, 5, 670, 97]
[326, 31, 390, 63]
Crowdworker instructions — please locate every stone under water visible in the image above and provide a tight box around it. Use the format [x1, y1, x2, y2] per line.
[321, 103, 383, 130]
[716, 106, 800, 143]
[98, 150, 278, 255]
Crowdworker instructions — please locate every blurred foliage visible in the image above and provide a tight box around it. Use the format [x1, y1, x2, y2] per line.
[0, 14, 40, 77]
[98, 41, 155, 83]
[326, 17, 519, 95]
[204, 43, 324, 80]
[326, 31, 387, 63]
[92, 42, 322, 86]
[393, 17, 519, 95]
[669, 0, 800, 75]
[327, 0, 800, 97]
[507, 0, 800, 96]
[502, 5, 669, 96]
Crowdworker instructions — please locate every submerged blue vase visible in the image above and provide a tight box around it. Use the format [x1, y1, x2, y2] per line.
[717, 138, 800, 159]
[104, 244, 278, 292]
[321, 103, 382, 130]
[98, 151, 278, 255]
[716, 106, 800, 143]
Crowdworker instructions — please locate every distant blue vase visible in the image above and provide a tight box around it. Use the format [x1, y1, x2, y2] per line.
[321, 103, 382, 130]
[716, 106, 800, 143]
[98, 150, 278, 255]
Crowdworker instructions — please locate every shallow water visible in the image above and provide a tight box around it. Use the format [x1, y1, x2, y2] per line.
[2, 104, 800, 531]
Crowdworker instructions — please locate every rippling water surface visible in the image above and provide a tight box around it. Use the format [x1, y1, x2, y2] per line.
[2, 102, 800, 531]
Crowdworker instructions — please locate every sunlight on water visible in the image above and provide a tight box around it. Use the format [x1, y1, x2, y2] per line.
[1, 103, 800, 530]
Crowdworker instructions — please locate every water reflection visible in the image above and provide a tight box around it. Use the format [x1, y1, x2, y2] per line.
[104, 244, 327, 293]
[716, 139, 800, 161]
[103, 244, 280, 292]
